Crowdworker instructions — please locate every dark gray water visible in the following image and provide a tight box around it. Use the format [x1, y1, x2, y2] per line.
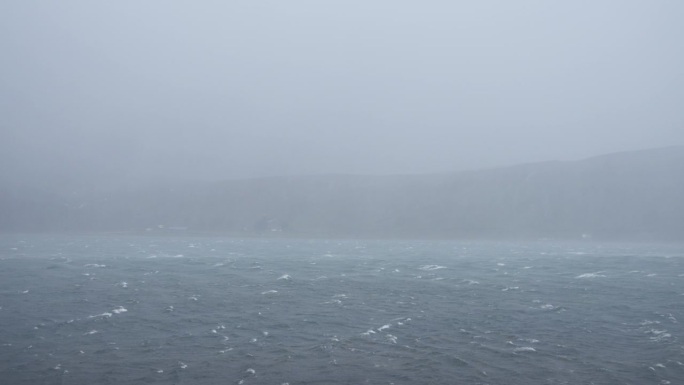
[1, 235, 683, 384]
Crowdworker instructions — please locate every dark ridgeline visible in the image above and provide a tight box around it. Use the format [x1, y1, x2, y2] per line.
[2, 146, 683, 241]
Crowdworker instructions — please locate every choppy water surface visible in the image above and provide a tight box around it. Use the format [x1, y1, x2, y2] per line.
[1, 235, 683, 384]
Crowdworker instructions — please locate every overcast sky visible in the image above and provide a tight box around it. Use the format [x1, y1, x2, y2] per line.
[1, 1, 683, 185]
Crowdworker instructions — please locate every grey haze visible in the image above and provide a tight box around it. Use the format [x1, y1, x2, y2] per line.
[2, 1, 684, 185]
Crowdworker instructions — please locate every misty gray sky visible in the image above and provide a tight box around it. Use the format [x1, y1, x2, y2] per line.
[1, 1, 683, 184]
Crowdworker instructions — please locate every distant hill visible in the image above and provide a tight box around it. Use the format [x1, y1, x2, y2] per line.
[2, 146, 683, 241]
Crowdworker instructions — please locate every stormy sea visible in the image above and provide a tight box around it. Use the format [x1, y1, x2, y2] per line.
[1, 235, 682, 385]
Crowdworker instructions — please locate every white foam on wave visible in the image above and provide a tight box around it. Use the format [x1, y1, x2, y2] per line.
[386, 334, 397, 343]
[84, 264, 106, 268]
[575, 272, 606, 278]
[419, 265, 446, 271]
[513, 347, 536, 353]
[117, 282, 128, 288]
[277, 274, 291, 280]
[112, 306, 127, 314]
[261, 290, 278, 295]
[646, 329, 672, 342]
[502, 286, 519, 292]
[378, 324, 391, 331]
[84, 330, 98, 335]
[88, 312, 112, 319]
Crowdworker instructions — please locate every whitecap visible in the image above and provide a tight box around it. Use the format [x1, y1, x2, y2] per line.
[502, 286, 519, 292]
[513, 347, 536, 352]
[386, 334, 397, 343]
[246, 368, 256, 375]
[277, 274, 291, 280]
[84, 330, 98, 335]
[261, 290, 278, 295]
[84, 264, 106, 268]
[646, 329, 672, 342]
[378, 324, 391, 331]
[362, 329, 376, 336]
[88, 312, 112, 319]
[575, 272, 606, 278]
[112, 306, 127, 314]
[419, 265, 446, 271]
[179, 362, 187, 369]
